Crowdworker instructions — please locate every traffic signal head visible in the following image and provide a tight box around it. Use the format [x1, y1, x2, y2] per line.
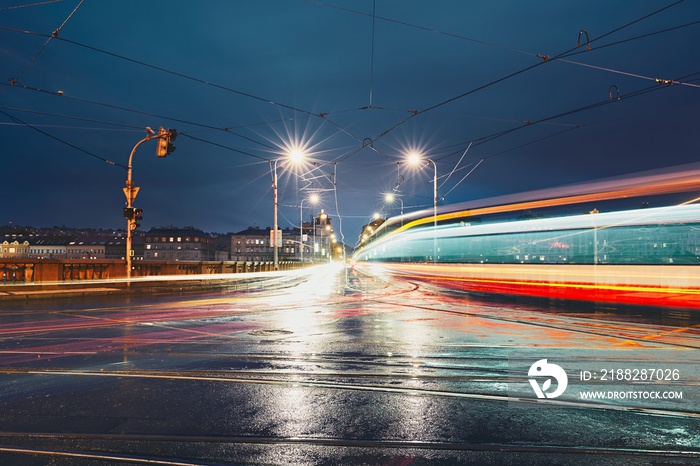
[123, 207, 135, 220]
[134, 208, 143, 229]
[156, 127, 176, 157]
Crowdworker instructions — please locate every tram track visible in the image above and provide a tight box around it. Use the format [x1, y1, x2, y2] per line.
[0, 433, 699, 461]
[2, 366, 699, 421]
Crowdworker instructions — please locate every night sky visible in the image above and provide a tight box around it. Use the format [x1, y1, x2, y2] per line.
[2, 0, 700, 244]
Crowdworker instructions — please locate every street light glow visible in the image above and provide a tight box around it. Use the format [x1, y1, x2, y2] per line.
[308, 193, 320, 204]
[385, 193, 395, 203]
[289, 148, 305, 163]
[407, 151, 422, 166]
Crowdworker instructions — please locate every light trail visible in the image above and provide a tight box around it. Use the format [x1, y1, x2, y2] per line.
[362, 162, 700, 242]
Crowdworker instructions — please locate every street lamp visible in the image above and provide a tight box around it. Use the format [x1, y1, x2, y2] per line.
[385, 192, 405, 261]
[300, 193, 319, 262]
[407, 151, 438, 262]
[272, 149, 305, 270]
[384, 192, 404, 218]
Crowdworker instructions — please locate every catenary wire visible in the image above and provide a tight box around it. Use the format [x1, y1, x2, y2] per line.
[0, 0, 62, 11]
[371, 0, 688, 142]
[1, 81, 279, 151]
[10, 0, 85, 85]
[0, 109, 127, 168]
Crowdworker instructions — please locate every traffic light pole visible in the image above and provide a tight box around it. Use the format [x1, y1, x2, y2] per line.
[124, 132, 158, 280]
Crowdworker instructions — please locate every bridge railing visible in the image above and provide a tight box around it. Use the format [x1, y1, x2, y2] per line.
[0, 259, 307, 283]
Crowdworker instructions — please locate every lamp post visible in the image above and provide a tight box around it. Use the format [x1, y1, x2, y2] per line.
[273, 149, 304, 270]
[317, 211, 328, 261]
[299, 193, 319, 262]
[324, 224, 331, 260]
[407, 152, 438, 262]
[385, 192, 405, 261]
[312, 215, 317, 262]
[384, 192, 404, 222]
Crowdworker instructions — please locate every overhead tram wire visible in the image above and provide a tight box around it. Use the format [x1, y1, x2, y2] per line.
[432, 69, 700, 197]
[307, 0, 538, 59]
[397, 65, 700, 200]
[434, 69, 698, 164]
[1, 25, 399, 159]
[311, 0, 697, 78]
[0, 105, 146, 131]
[20, 30, 368, 147]
[439, 141, 473, 190]
[0, 94, 285, 164]
[177, 133, 269, 162]
[556, 59, 700, 89]
[1, 25, 369, 153]
[0, 0, 62, 11]
[1, 81, 279, 153]
[370, 0, 689, 143]
[560, 18, 700, 59]
[0, 122, 142, 132]
[472, 70, 700, 147]
[0, 109, 127, 169]
[368, 0, 377, 108]
[311, 0, 700, 142]
[10, 0, 85, 86]
[3, 3, 689, 168]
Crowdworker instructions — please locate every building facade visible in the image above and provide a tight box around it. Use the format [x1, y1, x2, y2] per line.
[66, 242, 106, 260]
[0, 240, 30, 259]
[230, 227, 298, 262]
[144, 227, 217, 261]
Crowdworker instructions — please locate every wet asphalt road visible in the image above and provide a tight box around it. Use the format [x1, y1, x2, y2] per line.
[0, 263, 699, 465]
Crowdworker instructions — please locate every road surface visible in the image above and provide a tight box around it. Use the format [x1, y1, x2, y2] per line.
[1, 263, 698, 465]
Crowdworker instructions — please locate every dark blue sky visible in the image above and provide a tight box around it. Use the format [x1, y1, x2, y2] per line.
[2, 0, 700, 243]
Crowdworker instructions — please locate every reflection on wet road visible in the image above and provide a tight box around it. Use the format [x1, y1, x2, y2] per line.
[1, 263, 699, 465]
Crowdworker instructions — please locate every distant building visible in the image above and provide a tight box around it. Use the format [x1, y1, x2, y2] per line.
[230, 226, 298, 262]
[144, 227, 217, 261]
[66, 241, 105, 260]
[104, 240, 126, 260]
[29, 239, 68, 259]
[0, 240, 30, 259]
[230, 211, 336, 263]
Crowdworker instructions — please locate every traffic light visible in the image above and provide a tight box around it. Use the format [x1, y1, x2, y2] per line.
[156, 127, 177, 157]
[134, 208, 143, 229]
[123, 207, 135, 220]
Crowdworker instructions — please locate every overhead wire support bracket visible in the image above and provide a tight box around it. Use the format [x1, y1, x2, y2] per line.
[655, 78, 675, 86]
[577, 29, 591, 50]
[609, 84, 621, 101]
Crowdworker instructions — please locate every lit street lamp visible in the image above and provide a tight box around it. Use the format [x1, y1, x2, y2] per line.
[407, 151, 438, 262]
[384, 192, 404, 218]
[273, 149, 304, 270]
[300, 193, 319, 262]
